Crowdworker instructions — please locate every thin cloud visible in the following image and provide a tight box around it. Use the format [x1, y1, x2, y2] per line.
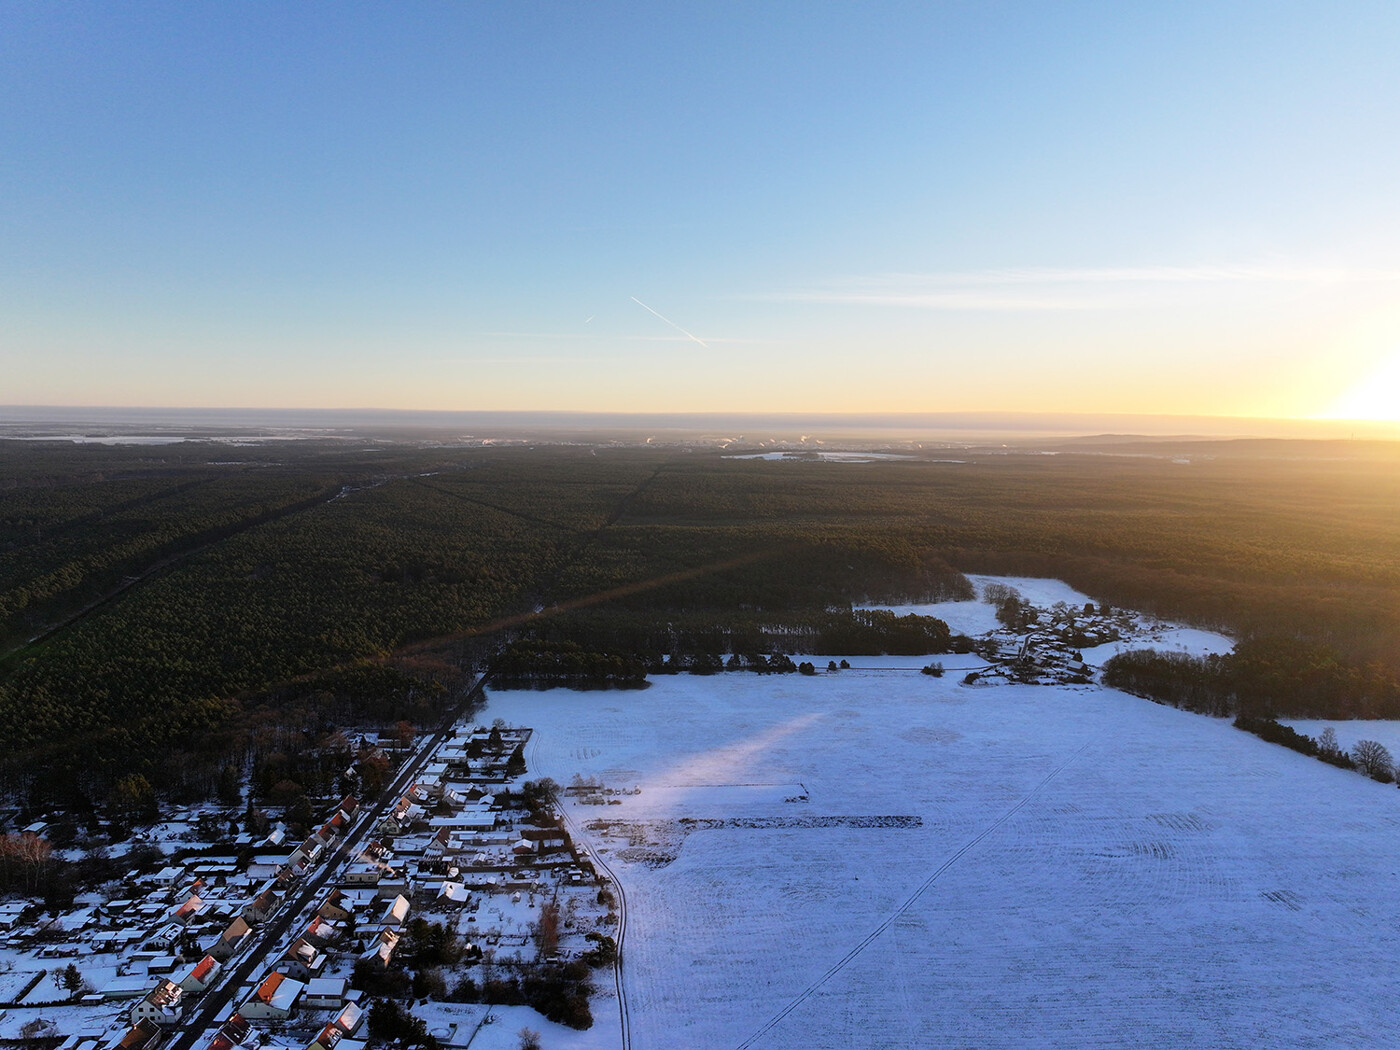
[478, 331, 766, 345]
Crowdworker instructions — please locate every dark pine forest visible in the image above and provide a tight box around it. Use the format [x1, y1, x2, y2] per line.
[3, 435, 1400, 812]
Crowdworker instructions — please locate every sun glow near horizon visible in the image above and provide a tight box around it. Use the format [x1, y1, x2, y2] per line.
[1317, 349, 1400, 422]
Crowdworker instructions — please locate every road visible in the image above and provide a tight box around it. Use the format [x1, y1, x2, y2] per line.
[167, 671, 491, 1050]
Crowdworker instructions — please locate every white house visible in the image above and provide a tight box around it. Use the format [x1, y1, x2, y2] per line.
[129, 978, 183, 1028]
[176, 954, 221, 994]
[241, 972, 305, 1020]
[301, 976, 348, 1010]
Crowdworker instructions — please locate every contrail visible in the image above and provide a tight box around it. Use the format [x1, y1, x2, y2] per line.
[630, 296, 710, 348]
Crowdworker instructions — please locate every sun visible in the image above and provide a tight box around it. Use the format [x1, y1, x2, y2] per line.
[1320, 350, 1400, 421]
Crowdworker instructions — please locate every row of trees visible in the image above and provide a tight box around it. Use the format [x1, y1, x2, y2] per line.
[1104, 639, 1400, 721]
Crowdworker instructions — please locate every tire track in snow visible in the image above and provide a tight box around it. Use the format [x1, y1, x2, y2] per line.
[734, 744, 1089, 1050]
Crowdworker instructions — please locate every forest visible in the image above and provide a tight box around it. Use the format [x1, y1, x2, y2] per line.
[2, 434, 1399, 810]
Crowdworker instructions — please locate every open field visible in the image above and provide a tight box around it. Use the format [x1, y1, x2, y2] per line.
[486, 594, 1400, 1049]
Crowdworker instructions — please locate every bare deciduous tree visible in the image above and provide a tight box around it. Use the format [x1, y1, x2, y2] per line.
[1351, 739, 1394, 780]
[535, 899, 561, 958]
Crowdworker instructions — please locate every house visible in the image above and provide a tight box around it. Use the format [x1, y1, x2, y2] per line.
[333, 1002, 364, 1036]
[146, 923, 185, 952]
[322, 810, 349, 839]
[241, 972, 305, 1020]
[317, 889, 352, 923]
[360, 839, 391, 861]
[177, 954, 221, 994]
[423, 827, 453, 859]
[318, 887, 377, 922]
[301, 976, 348, 1009]
[130, 979, 183, 1027]
[0, 900, 28, 930]
[302, 915, 339, 947]
[207, 917, 252, 961]
[307, 1001, 363, 1050]
[151, 866, 185, 890]
[375, 873, 412, 899]
[437, 881, 469, 904]
[172, 895, 205, 925]
[438, 786, 466, 811]
[378, 797, 425, 835]
[241, 885, 282, 924]
[205, 1013, 250, 1050]
[360, 927, 400, 970]
[376, 812, 406, 836]
[519, 826, 568, 854]
[380, 894, 410, 928]
[276, 937, 326, 981]
[307, 1024, 344, 1050]
[289, 836, 324, 871]
[111, 1020, 164, 1050]
[341, 862, 381, 887]
[338, 794, 360, 819]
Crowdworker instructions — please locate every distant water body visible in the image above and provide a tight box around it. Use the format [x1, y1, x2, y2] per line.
[0, 406, 1395, 443]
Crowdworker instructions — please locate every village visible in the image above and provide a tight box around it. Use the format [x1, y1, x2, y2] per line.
[0, 723, 615, 1050]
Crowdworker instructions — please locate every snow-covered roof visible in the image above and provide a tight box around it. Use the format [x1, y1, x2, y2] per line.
[253, 971, 305, 1011]
[438, 881, 469, 902]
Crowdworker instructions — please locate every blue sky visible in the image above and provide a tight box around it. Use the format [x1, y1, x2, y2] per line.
[4, 2, 1400, 417]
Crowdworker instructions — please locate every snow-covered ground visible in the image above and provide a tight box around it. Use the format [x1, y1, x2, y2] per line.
[408, 1003, 621, 1050]
[482, 581, 1400, 1050]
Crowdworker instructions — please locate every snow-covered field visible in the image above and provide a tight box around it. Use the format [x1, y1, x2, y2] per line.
[483, 583, 1400, 1050]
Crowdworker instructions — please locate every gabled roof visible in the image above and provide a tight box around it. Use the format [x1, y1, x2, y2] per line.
[254, 972, 285, 1002]
[190, 955, 219, 981]
[251, 971, 306, 1011]
[208, 1015, 249, 1050]
[382, 894, 410, 923]
[334, 1001, 363, 1034]
[221, 916, 251, 943]
[285, 937, 318, 964]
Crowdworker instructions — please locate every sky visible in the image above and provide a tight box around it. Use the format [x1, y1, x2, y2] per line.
[3, 2, 1400, 420]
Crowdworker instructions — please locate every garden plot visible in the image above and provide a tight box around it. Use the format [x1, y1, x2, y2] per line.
[488, 667, 1400, 1050]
